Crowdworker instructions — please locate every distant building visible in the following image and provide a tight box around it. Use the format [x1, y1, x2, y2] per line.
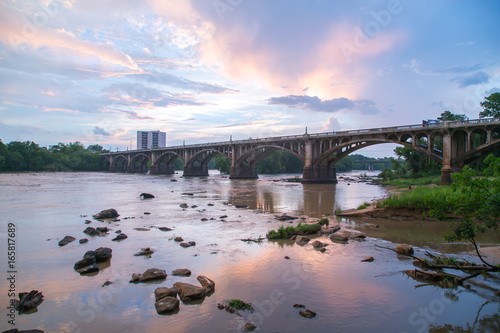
[137, 131, 166, 149]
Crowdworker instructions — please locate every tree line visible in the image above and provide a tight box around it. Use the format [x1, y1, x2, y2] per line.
[0, 141, 108, 172]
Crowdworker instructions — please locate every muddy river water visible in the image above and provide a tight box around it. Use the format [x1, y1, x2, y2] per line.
[0, 171, 499, 332]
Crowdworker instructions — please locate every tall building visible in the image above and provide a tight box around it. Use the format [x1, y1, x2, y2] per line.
[137, 131, 166, 149]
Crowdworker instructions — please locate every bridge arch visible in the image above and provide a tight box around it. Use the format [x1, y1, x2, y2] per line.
[184, 148, 232, 177]
[110, 155, 128, 172]
[150, 151, 184, 175]
[128, 153, 150, 173]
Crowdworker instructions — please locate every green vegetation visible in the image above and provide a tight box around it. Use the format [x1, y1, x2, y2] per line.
[266, 223, 321, 240]
[318, 218, 329, 226]
[381, 175, 441, 188]
[228, 299, 254, 312]
[350, 154, 392, 170]
[0, 140, 108, 172]
[479, 92, 500, 118]
[357, 202, 371, 210]
[379, 154, 500, 268]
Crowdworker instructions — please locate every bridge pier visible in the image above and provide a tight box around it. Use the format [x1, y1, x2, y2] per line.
[229, 165, 258, 179]
[301, 166, 337, 184]
[183, 165, 209, 177]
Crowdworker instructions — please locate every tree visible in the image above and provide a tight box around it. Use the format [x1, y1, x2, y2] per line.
[437, 110, 468, 121]
[446, 154, 500, 268]
[213, 154, 230, 174]
[479, 92, 500, 118]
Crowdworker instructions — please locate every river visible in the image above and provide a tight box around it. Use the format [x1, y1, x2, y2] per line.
[0, 171, 499, 332]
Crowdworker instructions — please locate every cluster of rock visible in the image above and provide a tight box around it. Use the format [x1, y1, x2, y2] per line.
[146, 273, 215, 315]
[73, 247, 112, 275]
[13, 290, 44, 312]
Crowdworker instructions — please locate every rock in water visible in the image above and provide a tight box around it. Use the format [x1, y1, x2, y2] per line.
[83, 227, 97, 236]
[172, 268, 191, 276]
[140, 193, 155, 199]
[93, 208, 119, 219]
[179, 203, 188, 208]
[295, 236, 310, 245]
[244, 322, 256, 332]
[330, 234, 348, 244]
[95, 247, 112, 262]
[134, 248, 154, 256]
[155, 287, 179, 301]
[58, 235, 76, 247]
[130, 268, 167, 283]
[173, 282, 206, 302]
[197, 275, 215, 294]
[299, 309, 317, 318]
[14, 290, 44, 312]
[361, 256, 375, 262]
[155, 296, 179, 314]
[112, 233, 128, 241]
[311, 240, 328, 250]
[79, 264, 99, 275]
[396, 244, 414, 255]
[180, 241, 196, 248]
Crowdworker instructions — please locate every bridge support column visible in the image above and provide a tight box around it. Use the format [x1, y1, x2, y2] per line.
[441, 131, 452, 185]
[302, 166, 337, 184]
[229, 165, 258, 179]
[150, 164, 175, 174]
[183, 165, 209, 177]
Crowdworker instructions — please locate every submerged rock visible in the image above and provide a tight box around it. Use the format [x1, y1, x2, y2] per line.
[134, 248, 154, 256]
[130, 268, 167, 283]
[180, 203, 189, 208]
[361, 256, 375, 262]
[112, 233, 128, 241]
[93, 208, 119, 219]
[311, 240, 328, 250]
[157, 227, 172, 232]
[172, 268, 191, 276]
[299, 309, 317, 318]
[58, 236, 76, 247]
[244, 322, 256, 332]
[180, 241, 196, 248]
[295, 236, 310, 246]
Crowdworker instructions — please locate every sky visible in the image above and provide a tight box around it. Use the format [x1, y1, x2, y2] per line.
[1, 0, 499, 156]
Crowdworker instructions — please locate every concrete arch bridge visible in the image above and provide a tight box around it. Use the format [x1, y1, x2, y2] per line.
[101, 118, 500, 185]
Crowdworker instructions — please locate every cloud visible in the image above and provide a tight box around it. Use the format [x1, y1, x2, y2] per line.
[451, 71, 491, 88]
[485, 87, 500, 95]
[93, 126, 110, 136]
[456, 41, 475, 46]
[433, 63, 489, 74]
[268, 95, 381, 114]
[321, 116, 341, 132]
[215, 120, 271, 129]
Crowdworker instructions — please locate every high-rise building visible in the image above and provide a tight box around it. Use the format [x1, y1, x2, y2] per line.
[137, 131, 166, 149]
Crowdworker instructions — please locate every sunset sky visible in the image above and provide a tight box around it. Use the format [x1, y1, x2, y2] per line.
[1, 0, 499, 156]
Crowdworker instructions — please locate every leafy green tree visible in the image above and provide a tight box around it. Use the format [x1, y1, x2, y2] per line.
[213, 154, 230, 174]
[0, 140, 7, 170]
[446, 154, 500, 268]
[479, 92, 500, 118]
[437, 110, 468, 121]
[335, 156, 353, 172]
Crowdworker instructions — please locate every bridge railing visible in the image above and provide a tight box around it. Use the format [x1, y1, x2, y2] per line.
[101, 117, 500, 155]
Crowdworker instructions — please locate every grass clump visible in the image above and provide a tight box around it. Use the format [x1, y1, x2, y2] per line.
[266, 223, 321, 240]
[334, 208, 342, 215]
[381, 175, 441, 188]
[228, 299, 254, 312]
[357, 202, 370, 210]
[318, 218, 329, 226]
[377, 186, 460, 219]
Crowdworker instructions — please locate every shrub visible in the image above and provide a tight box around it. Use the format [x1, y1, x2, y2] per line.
[266, 223, 321, 239]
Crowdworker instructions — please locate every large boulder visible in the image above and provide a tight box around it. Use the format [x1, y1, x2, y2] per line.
[197, 275, 215, 294]
[396, 244, 414, 255]
[173, 282, 206, 302]
[155, 287, 179, 301]
[93, 209, 119, 220]
[155, 296, 179, 314]
[330, 234, 348, 244]
[130, 268, 167, 283]
[95, 247, 112, 262]
[58, 236, 76, 247]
